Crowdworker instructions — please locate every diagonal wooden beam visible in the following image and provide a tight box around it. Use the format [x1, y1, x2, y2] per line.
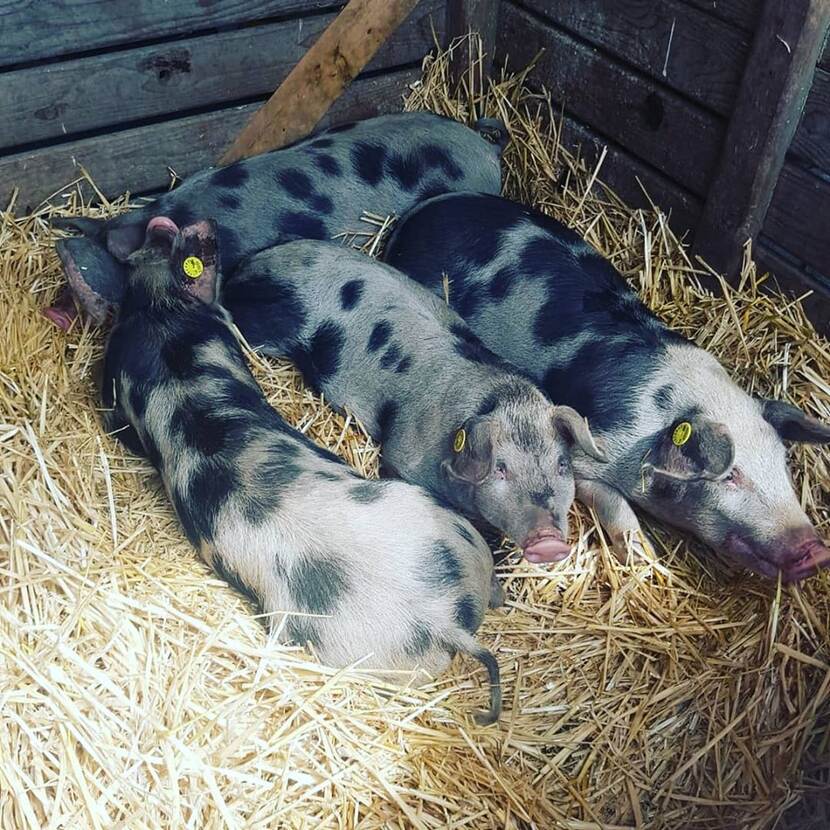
[220, 0, 422, 165]
[692, 0, 830, 277]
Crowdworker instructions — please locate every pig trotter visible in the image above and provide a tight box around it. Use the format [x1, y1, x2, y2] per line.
[577, 479, 650, 564]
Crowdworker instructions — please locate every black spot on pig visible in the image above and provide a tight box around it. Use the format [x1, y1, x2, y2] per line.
[351, 142, 385, 186]
[170, 404, 229, 456]
[327, 121, 356, 134]
[456, 285, 483, 318]
[277, 169, 313, 198]
[289, 558, 349, 614]
[242, 445, 304, 525]
[217, 227, 242, 273]
[453, 521, 476, 546]
[488, 266, 515, 302]
[387, 152, 423, 191]
[128, 384, 148, 420]
[454, 595, 481, 633]
[530, 488, 554, 508]
[211, 162, 250, 189]
[367, 321, 391, 353]
[224, 269, 308, 349]
[211, 553, 263, 612]
[376, 400, 398, 441]
[404, 624, 433, 657]
[280, 212, 328, 240]
[349, 481, 389, 504]
[286, 615, 322, 648]
[314, 154, 341, 176]
[425, 542, 463, 589]
[161, 330, 211, 378]
[310, 194, 333, 214]
[421, 144, 463, 179]
[185, 460, 240, 541]
[379, 343, 402, 371]
[533, 299, 561, 346]
[340, 279, 364, 310]
[519, 236, 561, 278]
[167, 204, 195, 228]
[309, 137, 334, 149]
[219, 193, 241, 211]
[292, 320, 344, 389]
[314, 470, 342, 482]
[395, 355, 412, 374]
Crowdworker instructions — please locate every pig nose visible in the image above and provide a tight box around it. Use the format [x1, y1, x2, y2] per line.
[781, 539, 830, 583]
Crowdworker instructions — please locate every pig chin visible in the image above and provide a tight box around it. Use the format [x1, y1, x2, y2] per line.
[724, 531, 830, 583]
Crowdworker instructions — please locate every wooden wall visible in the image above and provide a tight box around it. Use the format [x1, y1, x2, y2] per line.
[0, 0, 446, 210]
[495, 0, 830, 329]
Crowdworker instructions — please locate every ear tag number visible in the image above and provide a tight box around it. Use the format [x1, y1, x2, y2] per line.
[183, 256, 204, 279]
[672, 421, 692, 447]
[453, 428, 466, 453]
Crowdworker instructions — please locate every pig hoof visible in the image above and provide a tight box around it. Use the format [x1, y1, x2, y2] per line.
[611, 532, 653, 565]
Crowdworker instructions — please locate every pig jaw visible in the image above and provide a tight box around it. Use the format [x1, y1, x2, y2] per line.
[724, 529, 830, 583]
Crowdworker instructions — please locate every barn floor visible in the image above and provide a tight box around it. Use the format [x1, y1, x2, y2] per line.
[1, 43, 829, 830]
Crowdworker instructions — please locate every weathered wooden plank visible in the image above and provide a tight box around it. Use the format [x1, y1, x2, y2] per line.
[790, 66, 830, 170]
[694, 0, 829, 276]
[680, 0, 762, 31]
[515, 0, 752, 115]
[446, 0, 502, 83]
[0, 68, 419, 211]
[762, 161, 830, 277]
[0, 0, 337, 69]
[555, 111, 703, 236]
[221, 0, 422, 164]
[0, 0, 443, 151]
[499, 3, 723, 196]
[755, 238, 830, 334]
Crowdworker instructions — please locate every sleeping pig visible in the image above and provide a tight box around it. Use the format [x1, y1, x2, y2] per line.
[47, 111, 507, 328]
[223, 241, 607, 564]
[102, 215, 502, 724]
[383, 192, 830, 583]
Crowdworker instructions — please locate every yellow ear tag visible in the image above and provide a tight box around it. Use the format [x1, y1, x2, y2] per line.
[672, 421, 692, 447]
[453, 428, 466, 453]
[182, 256, 204, 279]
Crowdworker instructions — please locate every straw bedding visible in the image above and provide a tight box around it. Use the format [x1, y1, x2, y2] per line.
[2, 40, 829, 830]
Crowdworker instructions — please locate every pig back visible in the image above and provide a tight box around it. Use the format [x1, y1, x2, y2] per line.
[384, 192, 685, 434]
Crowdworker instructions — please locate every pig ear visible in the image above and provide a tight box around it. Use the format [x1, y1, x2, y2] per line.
[760, 398, 830, 444]
[551, 406, 607, 462]
[646, 417, 735, 483]
[177, 220, 221, 304]
[106, 225, 145, 261]
[442, 417, 495, 484]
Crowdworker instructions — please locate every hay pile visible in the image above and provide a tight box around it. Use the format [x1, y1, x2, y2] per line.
[2, 39, 829, 830]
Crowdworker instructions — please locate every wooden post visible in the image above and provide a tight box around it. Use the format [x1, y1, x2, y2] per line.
[693, 0, 830, 276]
[446, 0, 501, 85]
[220, 0, 422, 165]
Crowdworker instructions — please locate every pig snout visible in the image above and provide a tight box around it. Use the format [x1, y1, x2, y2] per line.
[725, 528, 830, 583]
[522, 526, 572, 564]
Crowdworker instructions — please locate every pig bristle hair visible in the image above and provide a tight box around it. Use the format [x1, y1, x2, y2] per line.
[2, 32, 828, 830]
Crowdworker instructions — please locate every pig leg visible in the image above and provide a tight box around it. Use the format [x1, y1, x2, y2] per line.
[489, 572, 504, 608]
[576, 479, 650, 563]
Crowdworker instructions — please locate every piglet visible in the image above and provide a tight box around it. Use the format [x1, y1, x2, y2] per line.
[223, 241, 607, 564]
[101, 216, 502, 724]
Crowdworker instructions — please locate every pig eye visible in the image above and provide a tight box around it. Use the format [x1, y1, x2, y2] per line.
[722, 467, 741, 486]
[557, 457, 569, 475]
[494, 461, 507, 479]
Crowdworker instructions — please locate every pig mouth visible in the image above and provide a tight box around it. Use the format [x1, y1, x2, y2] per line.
[521, 528, 572, 564]
[725, 533, 830, 583]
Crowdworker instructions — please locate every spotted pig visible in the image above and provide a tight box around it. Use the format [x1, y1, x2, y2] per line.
[224, 241, 607, 564]
[383, 192, 830, 583]
[47, 112, 507, 328]
[102, 216, 502, 723]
